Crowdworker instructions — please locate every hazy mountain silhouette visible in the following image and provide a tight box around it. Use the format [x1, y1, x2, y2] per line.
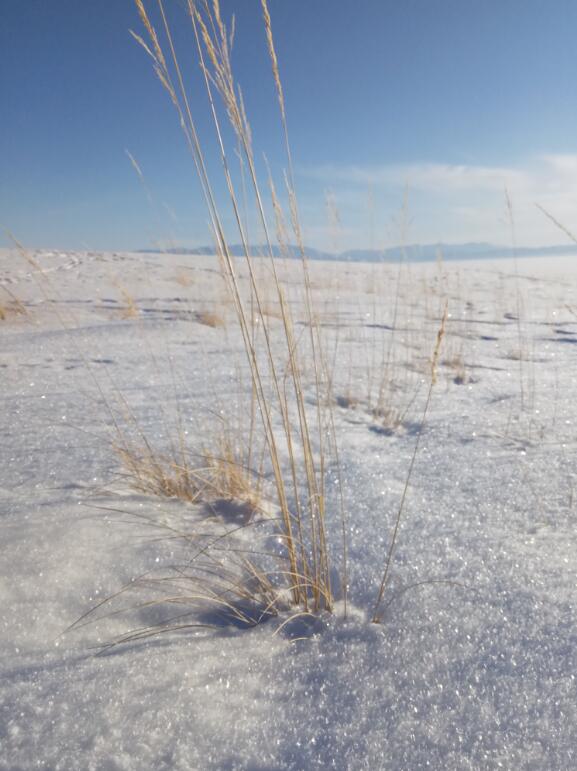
[139, 242, 577, 262]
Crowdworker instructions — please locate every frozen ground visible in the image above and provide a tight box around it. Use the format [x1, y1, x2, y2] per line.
[1, 247, 577, 769]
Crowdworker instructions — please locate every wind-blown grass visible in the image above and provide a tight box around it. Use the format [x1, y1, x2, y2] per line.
[76, 0, 447, 646]
[118, 0, 341, 623]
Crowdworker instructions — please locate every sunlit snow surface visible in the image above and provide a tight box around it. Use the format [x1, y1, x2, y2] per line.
[2, 248, 577, 769]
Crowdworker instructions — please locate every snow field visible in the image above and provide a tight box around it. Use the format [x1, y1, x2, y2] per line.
[1, 248, 577, 769]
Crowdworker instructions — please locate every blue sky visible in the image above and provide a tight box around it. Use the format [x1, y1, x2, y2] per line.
[3, 0, 577, 252]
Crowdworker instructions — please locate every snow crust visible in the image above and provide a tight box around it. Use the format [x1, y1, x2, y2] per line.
[2, 248, 577, 769]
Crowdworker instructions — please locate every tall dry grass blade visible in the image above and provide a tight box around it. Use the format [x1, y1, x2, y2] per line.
[372, 302, 448, 623]
[505, 188, 526, 411]
[536, 203, 577, 245]
[187, 1, 331, 609]
[259, 0, 342, 611]
[128, 0, 343, 626]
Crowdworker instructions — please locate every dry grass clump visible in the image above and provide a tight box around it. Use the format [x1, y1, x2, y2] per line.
[70, 497, 288, 643]
[442, 352, 469, 385]
[334, 375, 417, 435]
[78, 422, 294, 641]
[116, 441, 204, 504]
[116, 425, 263, 518]
[372, 403, 413, 435]
[0, 301, 26, 321]
[0, 285, 27, 321]
[113, 0, 342, 627]
[76, 0, 449, 647]
[174, 269, 195, 287]
[259, 299, 283, 320]
[335, 393, 360, 410]
[112, 281, 140, 319]
[203, 430, 264, 518]
[196, 308, 225, 327]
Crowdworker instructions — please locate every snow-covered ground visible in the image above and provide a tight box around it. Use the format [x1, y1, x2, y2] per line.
[2, 247, 577, 769]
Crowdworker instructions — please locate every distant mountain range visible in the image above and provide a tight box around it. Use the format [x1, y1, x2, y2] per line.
[139, 242, 577, 263]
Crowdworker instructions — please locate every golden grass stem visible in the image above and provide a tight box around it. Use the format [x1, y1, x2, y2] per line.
[372, 302, 448, 623]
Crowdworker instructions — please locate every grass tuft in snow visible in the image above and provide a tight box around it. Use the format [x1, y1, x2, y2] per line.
[126, 0, 342, 622]
[76, 0, 449, 647]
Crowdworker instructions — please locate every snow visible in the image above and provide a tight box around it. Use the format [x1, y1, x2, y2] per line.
[2, 247, 577, 769]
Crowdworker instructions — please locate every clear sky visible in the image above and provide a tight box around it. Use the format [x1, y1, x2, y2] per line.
[3, 0, 577, 253]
